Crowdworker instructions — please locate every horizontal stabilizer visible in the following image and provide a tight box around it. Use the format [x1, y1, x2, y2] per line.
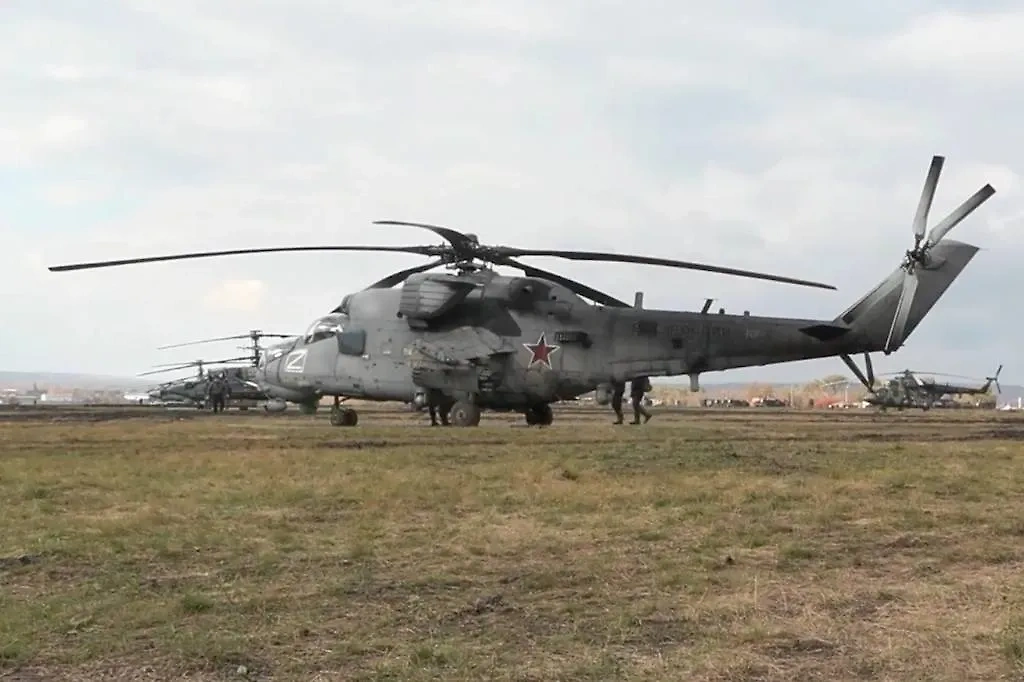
[799, 324, 851, 342]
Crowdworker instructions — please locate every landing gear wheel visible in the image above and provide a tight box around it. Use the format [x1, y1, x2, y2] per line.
[524, 403, 553, 426]
[449, 401, 481, 427]
[330, 407, 358, 427]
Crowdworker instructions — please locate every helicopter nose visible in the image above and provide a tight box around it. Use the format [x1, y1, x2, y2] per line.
[148, 389, 161, 400]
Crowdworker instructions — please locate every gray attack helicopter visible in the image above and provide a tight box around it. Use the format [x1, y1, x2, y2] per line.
[50, 155, 997, 428]
[856, 365, 1002, 411]
[141, 356, 256, 408]
[155, 329, 302, 412]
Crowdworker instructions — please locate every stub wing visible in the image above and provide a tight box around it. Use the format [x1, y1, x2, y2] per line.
[410, 326, 517, 366]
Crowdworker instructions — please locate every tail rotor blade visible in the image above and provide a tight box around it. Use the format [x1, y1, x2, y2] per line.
[884, 272, 919, 352]
[925, 184, 996, 246]
[913, 156, 944, 244]
[840, 353, 874, 392]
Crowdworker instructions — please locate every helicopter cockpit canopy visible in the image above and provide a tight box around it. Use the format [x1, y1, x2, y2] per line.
[303, 313, 348, 344]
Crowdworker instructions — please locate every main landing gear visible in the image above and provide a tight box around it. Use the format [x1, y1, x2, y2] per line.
[448, 400, 481, 427]
[329, 396, 358, 427]
[524, 403, 553, 426]
[433, 399, 554, 427]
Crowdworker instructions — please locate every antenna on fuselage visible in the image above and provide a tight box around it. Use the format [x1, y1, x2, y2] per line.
[701, 298, 714, 314]
[634, 292, 644, 309]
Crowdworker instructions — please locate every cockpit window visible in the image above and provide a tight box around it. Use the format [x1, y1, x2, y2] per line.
[303, 313, 348, 344]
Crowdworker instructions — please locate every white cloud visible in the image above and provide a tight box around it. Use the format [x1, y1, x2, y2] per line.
[202, 280, 267, 312]
[720, 97, 938, 151]
[0, 1, 1021, 383]
[881, 10, 1024, 78]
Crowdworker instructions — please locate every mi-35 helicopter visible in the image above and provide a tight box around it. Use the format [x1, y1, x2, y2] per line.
[49, 155, 997, 427]
[857, 365, 1002, 411]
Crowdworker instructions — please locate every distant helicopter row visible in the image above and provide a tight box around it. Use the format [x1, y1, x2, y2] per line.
[141, 329, 301, 412]
[52, 154, 1007, 427]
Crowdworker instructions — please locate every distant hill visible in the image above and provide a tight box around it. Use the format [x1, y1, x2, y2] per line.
[0, 371, 151, 390]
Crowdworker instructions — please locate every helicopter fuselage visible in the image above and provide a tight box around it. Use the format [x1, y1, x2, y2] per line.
[252, 273, 887, 412]
[151, 368, 269, 406]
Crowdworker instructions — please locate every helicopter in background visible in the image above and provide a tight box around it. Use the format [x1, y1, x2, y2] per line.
[857, 365, 1002, 411]
[141, 356, 256, 408]
[50, 155, 1000, 427]
[153, 329, 310, 412]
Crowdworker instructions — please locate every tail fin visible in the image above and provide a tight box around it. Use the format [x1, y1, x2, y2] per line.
[834, 239, 978, 352]
[831, 154, 995, 354]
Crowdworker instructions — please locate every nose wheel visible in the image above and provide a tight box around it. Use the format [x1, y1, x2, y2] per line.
[524, 403, 553, 426]
[330, 397, 358, 427]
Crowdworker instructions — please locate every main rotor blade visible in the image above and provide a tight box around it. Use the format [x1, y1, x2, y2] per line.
[901, 371, 986, 381]
[138, 364, 196, 376]
[48, 245, 437, 272]
[374, 220, 477, 250]
[913, 156, 944, 242]
[884, 272, 918, 352]
[159, 334, 251, 350]
[158, 332, 295, 350]
[365, 258, 444, 289]
[924, 184, 996, 246]
[141, 355, 253, 375]
[501, 249, 836, 290]
[499, 257, 631, 307]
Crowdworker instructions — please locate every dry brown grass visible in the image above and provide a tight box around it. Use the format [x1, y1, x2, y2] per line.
[3, 406, 1024, 680]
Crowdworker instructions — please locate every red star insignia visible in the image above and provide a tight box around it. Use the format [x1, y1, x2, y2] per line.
[523, 332, 560, 369]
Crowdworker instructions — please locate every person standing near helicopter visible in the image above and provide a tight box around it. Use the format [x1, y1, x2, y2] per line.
[207, 371, 231, 413]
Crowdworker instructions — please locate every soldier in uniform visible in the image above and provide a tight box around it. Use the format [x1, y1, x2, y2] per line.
[425, 389, 451, 426]
[428, 404, 449, 426]
[630, 375, 653, 424]
[207, 371, 231, 414]
[611, 380, 626, 424]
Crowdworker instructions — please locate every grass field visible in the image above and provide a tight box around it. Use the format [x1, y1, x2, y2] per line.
[3, 406, 1024, 680]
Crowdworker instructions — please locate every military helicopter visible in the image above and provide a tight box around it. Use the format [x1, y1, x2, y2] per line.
[49, 155, 998, 427]
[857, 365, 1002, 411]
[141, 356, 255, 408]
[155, 330, 306, 412]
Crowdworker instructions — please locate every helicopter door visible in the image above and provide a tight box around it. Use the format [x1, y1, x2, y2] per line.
[334, 329, 367, 393]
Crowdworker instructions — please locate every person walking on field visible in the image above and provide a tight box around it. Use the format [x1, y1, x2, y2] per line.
[610, 380, 626, 424]
[630, 375, 652, 424]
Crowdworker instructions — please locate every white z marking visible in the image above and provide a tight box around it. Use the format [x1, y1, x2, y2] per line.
[283, 349, 308, 373]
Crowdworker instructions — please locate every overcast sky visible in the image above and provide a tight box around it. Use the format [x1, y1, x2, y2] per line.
[3, 1, 1022, 385]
